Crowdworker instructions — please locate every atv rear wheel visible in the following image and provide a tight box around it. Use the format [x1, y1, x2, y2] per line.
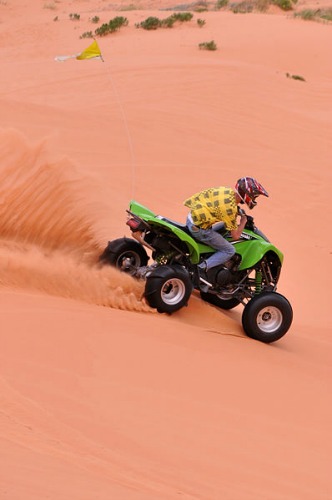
[242, 292, 293, 343]
[99, 238, 149, 275]
[200, 292, 240, 310]
[145, 265, 192, 314]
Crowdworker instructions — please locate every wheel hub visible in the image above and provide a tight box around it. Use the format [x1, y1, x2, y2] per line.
[161, 278, 186, 305]
[257, 306, 283, 333]
[117, 252, 141, 275]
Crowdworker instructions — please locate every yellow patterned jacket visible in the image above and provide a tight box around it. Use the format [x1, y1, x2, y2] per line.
[184, 187, 238, 230]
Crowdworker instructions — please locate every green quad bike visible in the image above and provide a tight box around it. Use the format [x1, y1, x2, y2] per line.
[99, 201, 293, 343]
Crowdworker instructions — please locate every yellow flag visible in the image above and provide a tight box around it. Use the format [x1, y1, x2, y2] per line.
[76, 40, 102, 60]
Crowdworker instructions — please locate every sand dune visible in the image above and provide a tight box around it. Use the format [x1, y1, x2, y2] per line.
[0, 0, 331, 499]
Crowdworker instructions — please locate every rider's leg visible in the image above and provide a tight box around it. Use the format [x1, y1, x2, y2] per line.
[186, 218, 235, 270]
[198, 230, 235, 269]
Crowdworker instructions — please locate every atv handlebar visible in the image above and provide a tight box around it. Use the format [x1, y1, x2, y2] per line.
[245, 216, 255, 231]
[238, 207, 255, 231]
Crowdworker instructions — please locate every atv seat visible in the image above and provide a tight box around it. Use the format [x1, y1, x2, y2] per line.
[159, 217, 192, 235]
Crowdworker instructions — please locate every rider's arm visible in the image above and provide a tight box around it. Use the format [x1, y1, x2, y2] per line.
[230, 214, 247, 240]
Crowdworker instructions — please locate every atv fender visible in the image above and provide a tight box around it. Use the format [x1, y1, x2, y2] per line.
[233, 239, 283, 269]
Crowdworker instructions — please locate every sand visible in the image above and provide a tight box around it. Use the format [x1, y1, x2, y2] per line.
[0, 0, 331, 498]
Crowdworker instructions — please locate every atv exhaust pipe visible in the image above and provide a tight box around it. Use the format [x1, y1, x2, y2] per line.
[131, 230, 155, 252]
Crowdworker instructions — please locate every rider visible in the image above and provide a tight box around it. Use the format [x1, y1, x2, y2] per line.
[184, 177, 269, 277]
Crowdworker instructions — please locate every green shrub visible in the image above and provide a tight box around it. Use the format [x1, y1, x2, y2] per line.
[137, 16, 161, 29]
[109, 16, 128, 30]
[294, 7, 332, 20]
[171, 12, 194, 21]
[163, 17, 177, 27]
[95, 23, 110, 36]
[137, 13, 193, 30]
[199, 40, 217, 50]
[94, 16, 128, 36]
[80, 31, 93, 39]
[272, 0, 293, 10]
[230, 1, 254, 13]
[255, 0, 270, 11]
[197, 18, 206, 26]
[294, 8, 317, 19]
[216, 0, 229, 8]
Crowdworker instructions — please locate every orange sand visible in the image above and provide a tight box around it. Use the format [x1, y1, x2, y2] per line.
[0, 1, 331, 498]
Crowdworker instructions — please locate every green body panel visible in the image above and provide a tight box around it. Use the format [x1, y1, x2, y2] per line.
[129, 200, 207, 263]
[129, 201, 156, 218]
[230, 237, 283, 269]
[129, 200, 283, 267]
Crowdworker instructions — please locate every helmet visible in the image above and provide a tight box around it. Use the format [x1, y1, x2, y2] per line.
[235, 177, 269, 209]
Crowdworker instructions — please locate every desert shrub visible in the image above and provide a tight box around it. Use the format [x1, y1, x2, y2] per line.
[171, 12, 194, 20]
[216, 0, 229, 8]
[230, 1, 254, 13]
[294, 8, 318, 19]
[271, 0, 294, 10]
[227, 0, 298, 12]
[199, 40, 217, 50]
[137, 16, 161, 29]
[69, 12, 80, 20]
[197, 18, 206, 26]
[320, 8, 332, 20]
[294, 7, 332, 20]
[109, 16, 128, 30]
[255, 0, 270, 11]
[80, 31, 93, 39]
[137, 12, 193, 29]
[95, 23, 111, 35]
[90, 16, 100, 23]
[162, 16, 177, 27]
[94, 16, 128, 36]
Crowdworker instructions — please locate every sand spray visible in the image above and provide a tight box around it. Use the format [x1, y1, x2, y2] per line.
[0, 128, 152, 312]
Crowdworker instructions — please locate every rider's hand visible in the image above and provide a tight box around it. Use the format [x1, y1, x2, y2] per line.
[231, 214, 248, 240]
[240, 214, 247, 226]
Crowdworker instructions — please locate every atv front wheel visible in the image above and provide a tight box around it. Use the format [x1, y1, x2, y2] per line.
[242, 292, 293, 343]
[145, 265, 192, 314]
[99, 238, 149, 275]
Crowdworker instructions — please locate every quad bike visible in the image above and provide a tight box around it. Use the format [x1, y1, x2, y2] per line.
[99, 201, 293, 343]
